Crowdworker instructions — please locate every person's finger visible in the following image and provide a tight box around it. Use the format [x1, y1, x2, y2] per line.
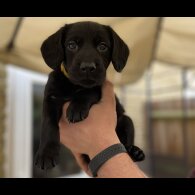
[101, 80, 115, 104]
[72, 152, 92, 177]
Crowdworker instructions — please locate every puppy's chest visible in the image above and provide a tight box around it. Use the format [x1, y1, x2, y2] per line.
[49, 82, 84, 103]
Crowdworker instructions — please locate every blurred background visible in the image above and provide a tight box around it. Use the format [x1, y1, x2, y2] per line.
[0, 17, 195, 178]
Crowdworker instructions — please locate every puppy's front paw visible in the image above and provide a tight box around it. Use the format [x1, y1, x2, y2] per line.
[34, 145, 60, 170]
[66, 103, 89, 123]
[127, 145, 145, 162]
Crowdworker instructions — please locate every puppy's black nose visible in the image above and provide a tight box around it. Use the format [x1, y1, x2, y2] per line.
[80, 62, 96, 73]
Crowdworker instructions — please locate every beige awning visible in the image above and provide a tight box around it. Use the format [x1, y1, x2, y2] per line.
[0, 17, 195, 85]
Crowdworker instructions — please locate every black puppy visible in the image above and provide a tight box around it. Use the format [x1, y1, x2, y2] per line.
[35, 21, 145, 170]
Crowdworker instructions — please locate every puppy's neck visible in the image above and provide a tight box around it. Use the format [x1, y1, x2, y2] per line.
[60, 63, 69, 78]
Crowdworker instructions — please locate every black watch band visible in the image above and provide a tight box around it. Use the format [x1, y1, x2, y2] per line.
[88, 143, 127, 177]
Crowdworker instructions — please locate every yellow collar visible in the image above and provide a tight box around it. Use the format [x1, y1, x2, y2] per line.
[61, 63, 69, 78]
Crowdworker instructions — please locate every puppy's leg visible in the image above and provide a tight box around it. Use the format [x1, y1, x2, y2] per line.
[116, 115, 145, 161]
[35, 97, 64, 170]
[66, 86, 101, 123]
[115, 97, 145, 162]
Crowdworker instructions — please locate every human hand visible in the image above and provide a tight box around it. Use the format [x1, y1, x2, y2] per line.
[59, 81, 120, 165]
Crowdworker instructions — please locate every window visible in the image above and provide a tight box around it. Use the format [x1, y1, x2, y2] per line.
[5, 65, 85, 178]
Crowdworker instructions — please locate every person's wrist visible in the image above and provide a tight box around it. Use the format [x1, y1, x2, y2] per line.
[88, 134, 120, 159]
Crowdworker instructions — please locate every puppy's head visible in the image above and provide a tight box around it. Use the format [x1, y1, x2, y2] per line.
[41, 21, 129, 88]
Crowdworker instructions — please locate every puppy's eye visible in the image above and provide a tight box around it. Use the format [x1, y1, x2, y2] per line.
[67, 41, 78, 51]
[97, 42, 108, 52]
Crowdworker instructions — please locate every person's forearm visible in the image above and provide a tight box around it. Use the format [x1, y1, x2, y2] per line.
[96, 152, 146, 178]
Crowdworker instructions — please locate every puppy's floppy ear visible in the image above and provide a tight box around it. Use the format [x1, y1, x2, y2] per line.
[107, 26, 130, 72]
[41, 26, 66, 70]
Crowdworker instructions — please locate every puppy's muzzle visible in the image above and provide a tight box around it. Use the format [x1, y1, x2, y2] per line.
[80, 62, 96, 73]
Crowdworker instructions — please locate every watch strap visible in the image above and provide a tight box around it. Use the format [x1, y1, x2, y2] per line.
[88, 143, 127, 177]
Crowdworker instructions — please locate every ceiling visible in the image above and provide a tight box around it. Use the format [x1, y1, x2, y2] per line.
[0, 17, 195, 85]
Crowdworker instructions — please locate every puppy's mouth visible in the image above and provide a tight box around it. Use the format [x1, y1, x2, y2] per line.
[69, 76, 101, 88]
[81, 79, 96, 85]
[68, 70, 106, 88]
[79, 79, 98, 88]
